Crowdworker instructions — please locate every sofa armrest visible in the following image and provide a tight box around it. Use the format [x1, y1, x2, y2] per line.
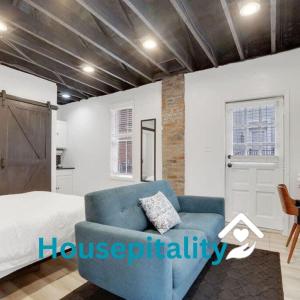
[178, 195, 225, 216]
[75, 222, 172, 300]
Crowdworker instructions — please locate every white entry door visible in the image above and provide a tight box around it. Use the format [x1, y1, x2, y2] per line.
[225, 97, 284, 230]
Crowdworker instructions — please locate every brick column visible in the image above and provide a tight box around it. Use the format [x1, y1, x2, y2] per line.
[162, 74, 185, 195]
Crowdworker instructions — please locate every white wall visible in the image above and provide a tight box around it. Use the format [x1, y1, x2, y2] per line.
[185, 48, 300, 202]
[58, 82, 162, 196]
[0, 65, 57, 191]
[57, 47, 300, 206]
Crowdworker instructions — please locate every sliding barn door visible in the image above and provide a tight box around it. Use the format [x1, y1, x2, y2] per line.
[0, 95, 51, 195]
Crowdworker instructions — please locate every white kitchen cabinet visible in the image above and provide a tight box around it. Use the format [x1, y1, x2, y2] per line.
[56, 169, 74, 194]
[56, 120, 67, 149]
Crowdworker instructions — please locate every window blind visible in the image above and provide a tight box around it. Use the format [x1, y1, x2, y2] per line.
[111, 108, 133, 176]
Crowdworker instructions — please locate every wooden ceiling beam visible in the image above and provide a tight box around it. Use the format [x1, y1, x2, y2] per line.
[0, 48, 101, 97]
[57, 93, 81, 104]
[8, 34, 125, 91]
[170, 0, 218, 67]
[0, 41, 110, 95]
[0, 3, 139, 87]
[270, 0, 277, 53]
[56, 84, 88, 99]
[1, 39, 35, 64]
[23, 0, 153, 81]
[220, 0, 245, 60]
[1, 61, 89, 100]
[75, 0, 169, 75]
[6, 34, 117, 94]
[0, 57, 87, 101]
[123, 0, 194, 72]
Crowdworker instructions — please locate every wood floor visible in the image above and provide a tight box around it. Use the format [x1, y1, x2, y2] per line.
[0, 230, 299, 300]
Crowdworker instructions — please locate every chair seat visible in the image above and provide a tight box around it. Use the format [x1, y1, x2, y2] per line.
[144, 228, 206, 288]
[176, 212, 224, 243]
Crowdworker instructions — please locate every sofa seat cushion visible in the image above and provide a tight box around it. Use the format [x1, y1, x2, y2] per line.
[144, 228, 206, 288]
[176, 213, 224, 243]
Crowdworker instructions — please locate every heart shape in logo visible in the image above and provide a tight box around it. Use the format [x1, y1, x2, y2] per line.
[233, 228, 249, 242]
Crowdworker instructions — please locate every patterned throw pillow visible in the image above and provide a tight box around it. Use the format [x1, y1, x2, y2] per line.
[139, 191, 181, 234]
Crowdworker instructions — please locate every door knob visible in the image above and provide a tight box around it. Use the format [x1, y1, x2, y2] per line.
[227, 154, 232, 168]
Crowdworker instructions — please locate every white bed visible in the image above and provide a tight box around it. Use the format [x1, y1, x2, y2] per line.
[0, 191, 84, 279]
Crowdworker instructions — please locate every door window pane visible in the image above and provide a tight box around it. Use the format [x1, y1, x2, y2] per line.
[232, 104, 276, 156]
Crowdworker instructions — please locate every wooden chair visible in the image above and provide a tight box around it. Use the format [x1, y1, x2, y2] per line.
[277, 184, 300, 263]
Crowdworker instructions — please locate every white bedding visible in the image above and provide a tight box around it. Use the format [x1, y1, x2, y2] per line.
[0, 191, 84, 278]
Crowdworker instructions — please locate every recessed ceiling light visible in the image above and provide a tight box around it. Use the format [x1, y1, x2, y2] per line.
[82, 65, 95, 73]
[239, 0, 261, 16]
[142, 39, 157, 50]
[61, 93, 70, 99]
[0, 21, 8, 32]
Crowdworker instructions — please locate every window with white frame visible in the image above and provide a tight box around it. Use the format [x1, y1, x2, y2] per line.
[232, 104, 276, 156]
[111, 107, 133, 177]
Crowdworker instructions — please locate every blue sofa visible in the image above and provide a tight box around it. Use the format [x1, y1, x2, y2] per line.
[75, 180, 224, 300]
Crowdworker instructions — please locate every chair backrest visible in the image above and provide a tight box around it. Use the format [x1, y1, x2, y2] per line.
[277, 184, 298, 216]
[84, 180, 180, 231]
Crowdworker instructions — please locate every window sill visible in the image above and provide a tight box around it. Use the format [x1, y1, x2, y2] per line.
[110, 175, 135, 182]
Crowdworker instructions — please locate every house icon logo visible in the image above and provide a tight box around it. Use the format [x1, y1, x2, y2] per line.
[218, 213, 264, 259]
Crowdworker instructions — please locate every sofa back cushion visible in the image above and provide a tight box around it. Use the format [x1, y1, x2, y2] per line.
[85, 180, 180, 231]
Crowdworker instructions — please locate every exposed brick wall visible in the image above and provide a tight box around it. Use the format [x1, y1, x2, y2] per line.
[162, 74, 185, 195]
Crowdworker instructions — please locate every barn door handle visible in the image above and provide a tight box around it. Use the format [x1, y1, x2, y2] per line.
[0, 157, 5, 169]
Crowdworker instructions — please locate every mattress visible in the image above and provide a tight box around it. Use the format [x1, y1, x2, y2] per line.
[0, 191, 85, 278]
